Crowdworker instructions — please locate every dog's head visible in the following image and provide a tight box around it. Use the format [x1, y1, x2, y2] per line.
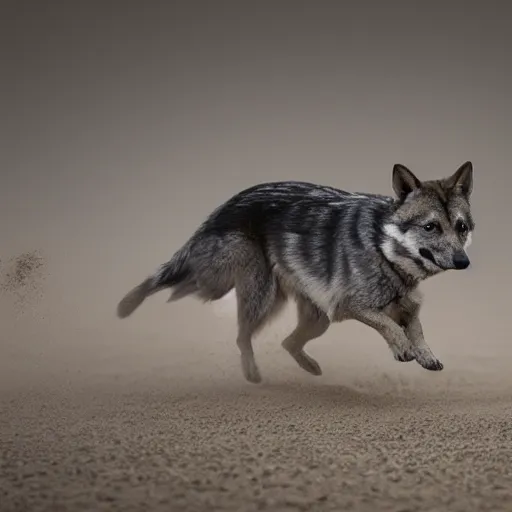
[382, 161, 474, 279]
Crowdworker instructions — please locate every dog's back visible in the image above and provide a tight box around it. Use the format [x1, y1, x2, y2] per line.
[118, 181, 399, 318]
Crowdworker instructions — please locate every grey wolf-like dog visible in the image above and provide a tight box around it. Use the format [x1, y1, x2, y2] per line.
[117, 162, 474, 383]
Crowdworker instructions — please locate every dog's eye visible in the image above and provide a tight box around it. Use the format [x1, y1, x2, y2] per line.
[456, 221, 468, 234]
[423, 223, 437, 232]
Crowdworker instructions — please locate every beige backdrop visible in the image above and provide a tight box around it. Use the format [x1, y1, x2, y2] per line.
[1, 2, 511, 510]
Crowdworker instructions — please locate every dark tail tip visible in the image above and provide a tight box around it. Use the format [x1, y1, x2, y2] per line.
[116, 278, 153, 319]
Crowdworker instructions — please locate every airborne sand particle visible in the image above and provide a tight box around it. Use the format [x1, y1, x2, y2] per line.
[0, 250, 47, 318]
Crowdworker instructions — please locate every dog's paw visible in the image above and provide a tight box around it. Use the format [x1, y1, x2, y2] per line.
[293, 351, 323, 376]
[414, 351, 444, 371]
[419, 358, 444, 371]
[241, 355, 262, 383]
[283, 340, 323, 376]
[393, 347, 415, 363]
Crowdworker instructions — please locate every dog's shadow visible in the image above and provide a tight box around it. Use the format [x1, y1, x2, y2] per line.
[257, 380, 399, 408]
[188, 377, 410, 412]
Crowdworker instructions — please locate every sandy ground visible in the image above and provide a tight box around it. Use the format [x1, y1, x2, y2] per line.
[2, 272, 512, 512]
[2, 376, 512, 512]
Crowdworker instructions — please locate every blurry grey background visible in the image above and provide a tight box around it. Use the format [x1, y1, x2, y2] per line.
[1, 1, 510, 388]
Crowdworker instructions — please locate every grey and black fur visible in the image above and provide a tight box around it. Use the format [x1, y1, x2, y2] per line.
[117, 162, 475, 383]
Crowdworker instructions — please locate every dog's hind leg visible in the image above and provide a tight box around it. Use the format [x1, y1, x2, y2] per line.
[235, 255, 285, 384]
[282, 297, 330, 376]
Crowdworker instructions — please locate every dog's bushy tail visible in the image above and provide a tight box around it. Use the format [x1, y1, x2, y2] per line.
[117, 244, 193, 319]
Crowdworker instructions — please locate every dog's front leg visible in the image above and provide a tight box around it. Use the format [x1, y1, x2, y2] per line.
[402, 313, 443, 371]
[351, 309, 415, 363]
[398, 292, 444, 371]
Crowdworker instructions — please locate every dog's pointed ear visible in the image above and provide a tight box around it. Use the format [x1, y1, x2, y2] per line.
[392, 164, 422, 200]
[443, 161, 473, 198]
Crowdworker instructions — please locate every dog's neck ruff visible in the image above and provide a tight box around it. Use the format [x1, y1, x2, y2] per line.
[379, 223, 431, 287]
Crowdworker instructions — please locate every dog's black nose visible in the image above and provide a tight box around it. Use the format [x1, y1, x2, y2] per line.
[452, 251, 470, 270]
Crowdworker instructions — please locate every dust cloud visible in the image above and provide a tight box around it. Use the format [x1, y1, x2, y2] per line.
[0, 250, 47, 317]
